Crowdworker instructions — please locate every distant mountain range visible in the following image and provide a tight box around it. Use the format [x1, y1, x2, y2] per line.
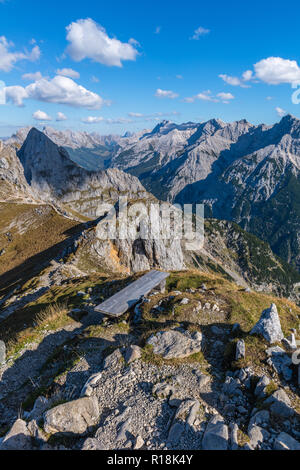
[4, 115, 300, 275]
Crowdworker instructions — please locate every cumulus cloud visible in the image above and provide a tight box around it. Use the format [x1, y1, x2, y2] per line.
[155, 88, 179, 99]
[221, 57, 300, 88]
[56, 112, 67, 121]
[22, 71, 43, 81]
[216, 92, 235, 103]
[5, 85, 28, 106]
[66, 18, 139, 67]
[32, 110, 52, 121]
[0, 36, 40, 72]
[56, 68, 80, 79]
[219, 73, 251, 88]
[81, 116, 104, 123]
[190, 26, 210, 40]
[5, 75, 104, 108]
[254, 57, 300, 84]
[275, 106, 287, 117]
[183, 90, 234, 103]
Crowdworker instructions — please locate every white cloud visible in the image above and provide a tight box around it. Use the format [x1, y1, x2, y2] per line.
[154, 26, 161, 34]
[0, 36, 40, 72]
[254, 57, 300, 84]
[91, 75, 99, 83]
[5, 75, 104, 108]
[32, 110, 52, 121]
[155, 88, 179, 99]
[56, 68, 80, 79]
[81, 116, 104, 123]
[266, 96, 273, 100]
[275, 106, 287, 117]
[128, 112, 143, 117]
[56, 112, 67, 121]
[219, 73, 251, 88]
[22, 71, 43, 81]
[216, 92, 235, 103]
[176, 74, 183, 79]
[5, 85, 28, 106]
[242, 70, 253, 81]
[66, 18, 139, 67]
[183, 90, 234, 103]
[190, 26, 210, 40]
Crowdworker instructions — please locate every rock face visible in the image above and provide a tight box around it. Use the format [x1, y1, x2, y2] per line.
[0, 419, 32, 450]
[17, 128, 148, 218]
[43, 396, 100, 435]
[147, 329, 202, 359]
[202, 415, 229, 450]
[250, 303, 284, 344]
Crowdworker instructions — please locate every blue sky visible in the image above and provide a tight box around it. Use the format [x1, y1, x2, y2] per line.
[1, 0, 300, 136]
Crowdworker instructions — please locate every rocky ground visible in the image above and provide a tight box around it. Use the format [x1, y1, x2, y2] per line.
[0, 271, 299, 451]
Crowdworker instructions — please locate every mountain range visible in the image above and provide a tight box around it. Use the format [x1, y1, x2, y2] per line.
[6, 115, 300, 272]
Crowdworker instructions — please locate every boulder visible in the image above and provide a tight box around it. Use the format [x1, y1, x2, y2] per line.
[229, 423, 239, 450]
[134, 435, 144, 450]
[81, 372, 102, 397]
[152, 382, 175, 399]
[43, 396, 100, 435]
[235, 339, 245, 360]
[248, 410, 270, 430]
[265, 389, 294, 419]
[81, 438, 106, 450]
[273, 432, 300, 450]
[248, 425, 269, 449]
[103, 349, 122, 369]
[282, 333, 297, 351]
[147, 328, 202, 359]
[254, 375, 270, 398]
[266, 346, 292, 381]
[0, 419, 32, 450]
[124, 345, 142, 364]
[202, 415, 229, 450]
[250, 303, 284, 344]
[28, 396, 50, 420]
[174, 399, 200, 427]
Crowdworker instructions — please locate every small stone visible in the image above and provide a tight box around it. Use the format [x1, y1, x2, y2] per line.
[134, 435, 144, 449]
[254, 375, 270, 398]
[81, 372, 102, 397]
[180, 298, 189, 305]
[235, 339, 245, 360]
[0, 340, 6, 364]
[124, 345, 142, 364]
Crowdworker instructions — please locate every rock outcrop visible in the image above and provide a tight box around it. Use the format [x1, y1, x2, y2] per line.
[250, 303, 284, 344]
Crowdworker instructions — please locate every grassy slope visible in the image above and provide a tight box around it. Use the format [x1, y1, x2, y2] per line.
[0, 202, 79, 293]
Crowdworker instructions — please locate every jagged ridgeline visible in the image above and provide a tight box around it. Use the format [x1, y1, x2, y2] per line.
[1, 126, 300, 302]
[6, 115, 300, 272]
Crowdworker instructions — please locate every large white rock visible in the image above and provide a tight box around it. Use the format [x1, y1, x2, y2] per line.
[147, 328, 202, 359]
[250, 303, 284, 344]
[0, 419, 32, 450]
[43, 396, 100, 435]
[202, 415, 229, 450]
